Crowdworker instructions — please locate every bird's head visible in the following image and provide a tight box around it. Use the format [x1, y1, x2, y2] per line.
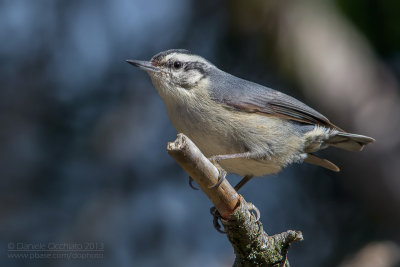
[127, 49, 215, 98]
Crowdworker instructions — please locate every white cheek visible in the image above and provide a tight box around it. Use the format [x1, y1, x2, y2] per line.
[185, 70, 203, 86]
[149, 73, 189, 104]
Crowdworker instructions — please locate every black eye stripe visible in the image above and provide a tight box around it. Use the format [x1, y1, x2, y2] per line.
[166, 60, 208, 74]
[184, 62, 207, 74]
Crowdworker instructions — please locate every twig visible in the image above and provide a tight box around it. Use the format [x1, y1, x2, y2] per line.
[167, 134, 303, 266]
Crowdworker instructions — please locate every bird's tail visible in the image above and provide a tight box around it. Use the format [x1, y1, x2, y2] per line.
[304, 153, 340, 172]
[326, 132, 375, 152]
[303, 130, 375, 171]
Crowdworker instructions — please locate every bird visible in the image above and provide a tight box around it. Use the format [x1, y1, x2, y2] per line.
[126, 49, 375, 191]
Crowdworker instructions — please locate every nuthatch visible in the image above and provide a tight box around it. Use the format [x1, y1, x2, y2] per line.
[127, 49, 375, 191]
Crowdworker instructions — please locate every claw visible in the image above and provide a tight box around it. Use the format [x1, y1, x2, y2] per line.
[208, 161, 227, 189]
[256, 221, 263, 235]
[208, 170, 226, 189]
[247, 202, 260, 222]
[188, 176, 199, 190]
[210, 207, 227, 233]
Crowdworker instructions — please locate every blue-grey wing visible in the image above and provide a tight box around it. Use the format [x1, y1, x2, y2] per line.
[208, 70, 341, 130]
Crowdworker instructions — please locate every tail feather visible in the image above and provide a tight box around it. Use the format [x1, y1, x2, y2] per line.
[304, 153, 340, 172]
[328, 132, 375, 152]
[302, 128, 374, 171]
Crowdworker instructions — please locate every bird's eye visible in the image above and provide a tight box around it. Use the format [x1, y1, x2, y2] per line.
[173, 61, 182, 69]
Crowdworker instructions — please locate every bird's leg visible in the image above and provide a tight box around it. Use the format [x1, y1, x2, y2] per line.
[208, 151, 270, 191]
[207, 151, 270, 189]
[209, 152, 251, 162]
[209, 151, 271, 162]
[209, 152, 271, 192]
[207, 152, 249, 189]
[234, 175, 253, 191]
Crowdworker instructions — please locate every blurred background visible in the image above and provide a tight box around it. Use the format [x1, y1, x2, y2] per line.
[1, 0, 400, 266]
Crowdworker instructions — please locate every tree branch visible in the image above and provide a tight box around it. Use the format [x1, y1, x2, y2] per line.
[167, 133, 303, 266]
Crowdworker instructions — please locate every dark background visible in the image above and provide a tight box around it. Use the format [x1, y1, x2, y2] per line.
[1, 0, 400, 266]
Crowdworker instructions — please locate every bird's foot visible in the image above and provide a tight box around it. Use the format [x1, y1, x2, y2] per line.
[247, 202, 263, 235]
[207, 158, 227, 189]
[247, 202, 260, 222]
[209, 203, 261, 234]
[210, 206, 226, 234]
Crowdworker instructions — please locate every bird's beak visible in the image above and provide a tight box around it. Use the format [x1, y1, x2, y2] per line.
[125, 59, 160, 73]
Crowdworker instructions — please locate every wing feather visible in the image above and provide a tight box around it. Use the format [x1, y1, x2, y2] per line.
[209, 71, 341, 130]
